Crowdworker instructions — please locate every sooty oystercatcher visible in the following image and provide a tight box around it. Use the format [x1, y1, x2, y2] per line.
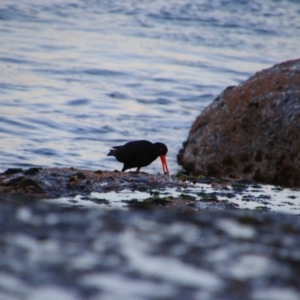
[107, 140, 169, 174]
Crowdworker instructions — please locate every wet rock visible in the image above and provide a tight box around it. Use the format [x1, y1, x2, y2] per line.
[5, 176, 25, 186]
[67, 175, 78, 183]
[1, 166, 300, 214]
[24, 167, 40, 175]
[4, 176, 44, 194]
[76, 172, 86, 180]
[124, 195, 173, 209]
[1, 168, 23, 175]
[0, 167, 187, 199]
[178, 59, 300, 187]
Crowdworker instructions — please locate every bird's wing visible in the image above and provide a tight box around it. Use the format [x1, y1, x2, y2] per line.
[117, 146, 140, 163]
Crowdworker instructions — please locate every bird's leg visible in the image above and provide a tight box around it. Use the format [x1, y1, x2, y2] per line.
[136, 167, 141, 173]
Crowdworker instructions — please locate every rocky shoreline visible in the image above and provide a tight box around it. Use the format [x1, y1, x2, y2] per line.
[2, 58, 300, 299]
[1, 186, 300, 300]
[1, 166, 300, 299]
[2, 167, 300, 213]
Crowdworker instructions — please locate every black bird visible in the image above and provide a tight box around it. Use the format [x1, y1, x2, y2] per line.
[107, 140, 169, 174]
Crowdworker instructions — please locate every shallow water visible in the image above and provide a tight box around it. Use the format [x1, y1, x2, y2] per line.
[1, 0, 300, 174]
[44, 182, 300, 215]
[2, 203, 300, 300]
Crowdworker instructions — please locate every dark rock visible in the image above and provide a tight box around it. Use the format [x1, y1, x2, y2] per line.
[178, 59, 300, 187]
[5, 176, 25, 186]
[76, 172, 86, 180]
[0, 167, 192, 200]
[4, 176, 44, 195]
[94, 170, 103, 174]
[24, 167, 40, 175]
[89, 197, 110, 205]
[2, 168, 23, 175]
[68, 176, 78, 183]
[123, 196, 171, 209]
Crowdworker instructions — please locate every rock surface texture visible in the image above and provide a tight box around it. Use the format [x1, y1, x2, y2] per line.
[177, 59, 300, 187]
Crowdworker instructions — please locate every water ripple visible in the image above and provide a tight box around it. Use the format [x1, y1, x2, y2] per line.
[0, 0, 300, 173]
[83, 69, 126, 77]
[65, 99, 91, 106]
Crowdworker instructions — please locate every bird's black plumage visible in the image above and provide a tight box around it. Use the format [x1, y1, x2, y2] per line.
[107, 140, 169, 174]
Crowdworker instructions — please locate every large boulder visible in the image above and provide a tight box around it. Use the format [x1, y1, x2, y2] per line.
[177, 59, 300, 187]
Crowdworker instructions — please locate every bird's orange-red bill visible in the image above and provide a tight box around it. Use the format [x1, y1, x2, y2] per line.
[160, 155, 169, 175]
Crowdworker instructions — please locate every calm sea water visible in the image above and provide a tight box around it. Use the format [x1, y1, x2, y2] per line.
[1, 0, 300, 174]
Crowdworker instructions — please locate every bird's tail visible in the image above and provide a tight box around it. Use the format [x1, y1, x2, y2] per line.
[107, 146, 121, 156]
[107, 149, 116, 156]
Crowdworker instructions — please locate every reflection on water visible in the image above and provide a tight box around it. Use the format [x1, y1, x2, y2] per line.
[1, 0, 300, 173]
